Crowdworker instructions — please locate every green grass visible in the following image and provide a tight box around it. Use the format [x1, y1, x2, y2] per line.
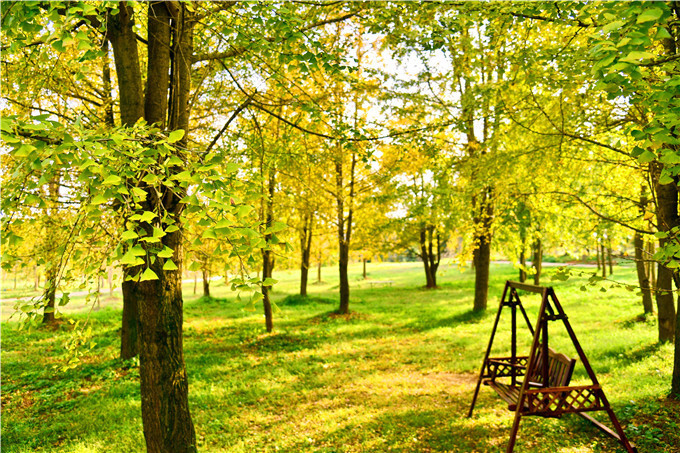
[2, 262, 678, 452]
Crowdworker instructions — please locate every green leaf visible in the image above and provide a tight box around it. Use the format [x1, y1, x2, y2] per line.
[140, 211, 156, 223]
[14, 144, 36, 157]
[636, 8, 663, 24]
[188, 261, 201, 272]
[120, 252, 144, 266]
[132, 187, 147, 200]
[165, 225, 180, 233]
[91, 194, 108, 205]
[121, 230, 138, 241]
[637, 150, 656, 163]
[157, 246, 174, 258]
[131, 245, 146, 256]
[140, 268, 158, 281]
[163, 259, 178, 271]
[251, 291, 264, 304]
[262, 277, 278, 287]
[167, 130, 185, 143]
[103, 174, 122, 185]
[167, 156, 183, 167]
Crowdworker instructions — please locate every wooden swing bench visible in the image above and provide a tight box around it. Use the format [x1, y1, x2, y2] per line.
[484, 347, 576, 413]
[468, 281, 636, 452]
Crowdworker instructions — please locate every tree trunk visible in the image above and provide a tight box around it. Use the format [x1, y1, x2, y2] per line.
[601, 242, 607, 278]
[607, 244, 614, 275]
[262, 248, 274, 333]
[648, 240, 657, 290]
[335, 153, 355, 315]
[519, 248, 527, 283]
[420, 226, 440, 289]
[42, 266, 57, 324]
[338, 242, 350, 314]
[363, 258, 367, 280]
[532, 238, 543, 286]
[473, 232, 490, 311]
[261, 169, 276, 333]
[317, 251, 322, 284]
[120, 277, 139, 360]
[651, 161, 678, 343]
[201, 269, 210, 298]
[596, 245, 601, 270]
[42, 176, 60, 324]
[109, 3, 197, 451]
[472, 189, 493, 311]
[300, 212, 312, 297]
[34, 265, 39, 291]
[108, 266, 114, 296]
[634, 232, 655, 315]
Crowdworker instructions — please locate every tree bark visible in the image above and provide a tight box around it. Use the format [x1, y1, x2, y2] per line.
[120, 278, 139, 360]
[651, 162, 678, 343]
[607, 243, 614, 275]
[335, 153, 355, 315]
[300, 212, 313, 297]
[634, 232, 655, 314]
[363, 258, 367, 280]
[532, 238, 543, 286]
[110, 3, 197, 450]
[201, 268, 210, 298]
[600, 242, 607, 278]
[420, 226, 440, 289]
[472, 189, 493, 311]
[317, 251, 322, 284]
[42, 176, 60, 324]
[261, 169, 276, 333]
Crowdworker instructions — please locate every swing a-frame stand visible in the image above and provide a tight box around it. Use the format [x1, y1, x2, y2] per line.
[468, 281, 636, 452]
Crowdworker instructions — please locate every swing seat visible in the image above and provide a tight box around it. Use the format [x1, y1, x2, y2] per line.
[483, 348, 576, 414]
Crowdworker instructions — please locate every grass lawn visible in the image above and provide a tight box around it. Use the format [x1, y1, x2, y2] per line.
[2, 261, 678, 452]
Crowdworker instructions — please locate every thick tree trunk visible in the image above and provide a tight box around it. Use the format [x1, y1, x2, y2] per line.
[110, 3, 197, 451]
[634, 232, 655, 315]
[202, 269, 210, 298]
[120, 277, 139, 360]
[472, 188, 493, 312]
[651, 161, 678, 343]
[136, 228, 196, 453]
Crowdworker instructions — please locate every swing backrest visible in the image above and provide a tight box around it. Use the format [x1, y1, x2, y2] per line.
[527, 348, 577, 388]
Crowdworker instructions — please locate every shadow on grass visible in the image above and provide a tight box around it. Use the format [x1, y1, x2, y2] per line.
[407, 309, 490, 332]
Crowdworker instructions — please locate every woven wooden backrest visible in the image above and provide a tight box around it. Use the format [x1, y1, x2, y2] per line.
[529, 348, 577, 387]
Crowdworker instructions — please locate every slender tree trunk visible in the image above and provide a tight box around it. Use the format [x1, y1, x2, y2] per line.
[42, 176, 60, 325]
[317, 252, 322, 284]
[519, 248, 527, 283]
[34, 265, 39, 291]
[300, 212, 312, 297]
[607, 243, 614, 275]
[532, 238, 542, 286]
[596, 245, 601, 270]
[261, 169, 276, 333]
[202, 269, 210, 298]
[648, 240, 657, 290]
[363, 258, 367, 280]
[108, 266, 114, 296]
[335, 153, 355, 315]
[634, 232, 655, 314]
[193, 273, 197, 295]
[601, 242, 607, 278]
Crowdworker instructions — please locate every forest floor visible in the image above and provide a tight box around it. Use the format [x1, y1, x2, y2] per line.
[2, 261, 678, 452]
